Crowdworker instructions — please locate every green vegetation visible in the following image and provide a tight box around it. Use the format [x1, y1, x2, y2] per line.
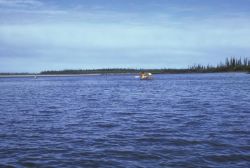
[1, 57, 250, 76]
[188, 57, 250, 73]
[40, 57, 250, 75]
[40, 68, 194, 74]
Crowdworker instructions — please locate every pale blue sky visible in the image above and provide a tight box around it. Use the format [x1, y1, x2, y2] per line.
[0, 0, 250, 72]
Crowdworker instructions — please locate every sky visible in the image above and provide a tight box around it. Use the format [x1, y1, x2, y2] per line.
[0, 0, 250, 72]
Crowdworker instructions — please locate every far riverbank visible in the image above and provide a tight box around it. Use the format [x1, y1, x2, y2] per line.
[1, 57, 250, 77]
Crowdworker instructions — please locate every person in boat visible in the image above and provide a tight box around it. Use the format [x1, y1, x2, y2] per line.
[140, 72, 152, 80]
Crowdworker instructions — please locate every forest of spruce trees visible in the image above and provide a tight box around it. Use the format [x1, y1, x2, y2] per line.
[40, 57, 250, 75]
[1, 57, 250, 75]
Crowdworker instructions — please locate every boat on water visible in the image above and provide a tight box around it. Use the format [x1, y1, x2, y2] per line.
[140, 72, 153, 80]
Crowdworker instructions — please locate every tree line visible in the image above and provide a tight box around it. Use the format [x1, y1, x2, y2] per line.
[1, 57, 249, 75]
[39, 57, 250, 75]
[189, 57, 250, 73]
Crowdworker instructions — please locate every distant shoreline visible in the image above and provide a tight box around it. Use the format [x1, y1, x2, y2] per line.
[0, 74, 101, 78]
[0, 71, 249, 78]
[1, 57, 250, 77]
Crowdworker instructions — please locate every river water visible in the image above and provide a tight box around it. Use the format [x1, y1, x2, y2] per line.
[0, 73, 249, 167]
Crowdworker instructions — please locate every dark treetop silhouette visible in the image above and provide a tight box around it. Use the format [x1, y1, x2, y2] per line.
[40, 57, 250, 75]
[1, 57, 250, 75]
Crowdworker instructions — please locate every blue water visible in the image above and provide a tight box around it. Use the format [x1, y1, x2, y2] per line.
[0, 73, 250, 168]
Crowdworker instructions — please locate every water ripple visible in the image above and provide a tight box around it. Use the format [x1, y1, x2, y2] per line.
[0, 73, 250, 167]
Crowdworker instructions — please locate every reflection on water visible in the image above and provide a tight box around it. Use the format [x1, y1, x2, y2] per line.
[0, 73, 250, 167]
